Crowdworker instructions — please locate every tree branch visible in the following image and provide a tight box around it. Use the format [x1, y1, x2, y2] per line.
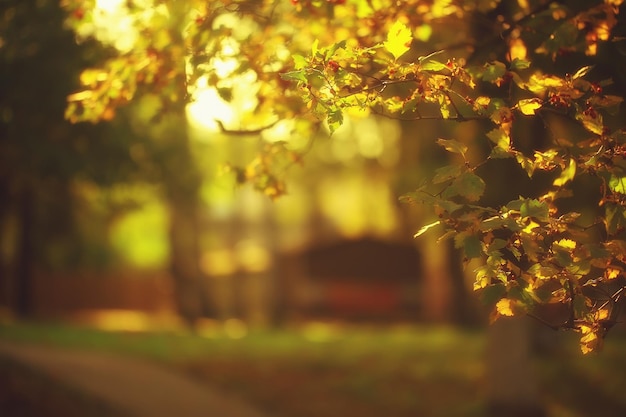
[214, 119, 278, 136]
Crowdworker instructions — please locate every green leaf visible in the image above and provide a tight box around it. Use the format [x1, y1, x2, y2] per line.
[420, 59, 447, 71]
[573, 294, 590, 319]
[482, 61, 507, 83]
[455, 232, 483, 259]
[520, 199, 549, 220]
[433, 164, 464, 184]
[384, 21, 412, 60]
[327, 108, 343, 134]
[480, 283, 507, 307]
[437, 138, 467, 156]
[605, 203, 626, 235]
[292, 54, 308, 69]
[281, 70, 308, 83]
[510, 58, 530, 70]
[609, 175, 626, 194]
[454, 172, 485, 202]
[325, 40, 347, 60]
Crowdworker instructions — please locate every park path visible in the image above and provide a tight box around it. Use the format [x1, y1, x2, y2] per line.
[0, 340, 269, 417]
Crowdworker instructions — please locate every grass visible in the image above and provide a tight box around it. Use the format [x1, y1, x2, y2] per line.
[1, 320, 626, 417]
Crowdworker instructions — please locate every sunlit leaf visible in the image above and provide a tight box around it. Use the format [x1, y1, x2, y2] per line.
[519, 199, 549, 220]
[576, 110, 604, 135]
[420, 59, 447, 71]
[482, 61, 507, 83]
[436, 138, 467, 156]
[605, 267, 622, 280]
[292, 54, 308, 69]
[327, 108, 344, 134]
[486, 128, 510, 150]
[384, 21, 412, 60]
[312, 39, 319, 57]
[580, 324, 603, 354]
[281, 70, 308, 83]
[413, 220, 441, 238]
[609, 175, 626, 194]
[555, 239, 576, 249]
[325, 40, 347, 60]
[553, 158, 576, 186]
[517, 98, 543, 115]
[572, 65, 593, 80]
[510, 58, 530, 70]
[495, 298, 516, 316]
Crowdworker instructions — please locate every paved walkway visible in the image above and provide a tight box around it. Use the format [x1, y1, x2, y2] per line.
[0, 341, 269, 417]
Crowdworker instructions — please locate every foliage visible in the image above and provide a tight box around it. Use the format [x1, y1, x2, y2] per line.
[61, 0, 626, 353]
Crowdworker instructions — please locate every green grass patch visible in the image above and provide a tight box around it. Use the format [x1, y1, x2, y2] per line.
[2, 321, 626, 417]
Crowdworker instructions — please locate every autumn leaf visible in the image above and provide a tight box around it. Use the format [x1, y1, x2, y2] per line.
[553, 158, 576, 186]
[495, 298, 516, 316]
[486, 128, 510, 150]
[605, 267, 622, 280]
[580, 324, 603, 354]
[517, 98, 543, 115]
[384, 21, 412, 60]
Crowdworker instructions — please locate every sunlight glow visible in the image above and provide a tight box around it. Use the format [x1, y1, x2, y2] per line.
[93, 0, 138, 52]
[187, 84, 235, 133]
[186, 69, 262, 134]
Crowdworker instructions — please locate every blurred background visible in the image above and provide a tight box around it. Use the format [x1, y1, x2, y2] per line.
[1, 1, 626, 417]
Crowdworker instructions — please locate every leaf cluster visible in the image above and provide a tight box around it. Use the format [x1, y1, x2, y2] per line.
[280, 1, 626, 353]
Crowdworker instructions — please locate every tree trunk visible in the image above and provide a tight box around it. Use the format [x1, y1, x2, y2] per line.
[417, 231, 453, 322]
[485, 316, 546, 417]
[168, 191, 211, 327]
[15, 185, 35, 317]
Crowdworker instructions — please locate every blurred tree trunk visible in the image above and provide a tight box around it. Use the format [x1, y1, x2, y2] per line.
[167, 186, 210, 326]
[486, 317, 545, 417]
[0, 180, 11, 310]
[162, 5, 212, 327]
[14, 184, 35, 317]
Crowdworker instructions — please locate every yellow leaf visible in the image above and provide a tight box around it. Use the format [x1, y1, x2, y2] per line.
[518, 98, 542, 115]
[522, 220, 540, 234]
[579, 325, 602, 354]
[596, 308, 610, 321]
[555, 238, 576, 249]
[553, 158, 576, 186]
[312, 39, 319, 57]
[605, 267, 622, 280]
[384, 21, 412, 60]
[496, 298, 516, 317]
